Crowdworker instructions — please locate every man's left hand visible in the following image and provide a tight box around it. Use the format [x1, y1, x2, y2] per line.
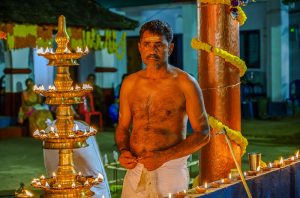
[138, 151, 166, 171]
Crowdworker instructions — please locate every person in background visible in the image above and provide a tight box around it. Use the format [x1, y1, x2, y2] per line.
[86, 73, 104, 113]
[115, 20, 210, 197]
[18, 78, 53, 136]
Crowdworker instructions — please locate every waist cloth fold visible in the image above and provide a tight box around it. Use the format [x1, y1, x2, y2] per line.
[122, 156, 189, 198]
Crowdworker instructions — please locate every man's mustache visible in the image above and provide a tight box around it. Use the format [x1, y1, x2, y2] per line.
[146, 54, 160, 59]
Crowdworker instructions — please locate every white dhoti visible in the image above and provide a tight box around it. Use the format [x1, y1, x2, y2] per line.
[121, 156, 189, 198]
[43, 120, 111, 198]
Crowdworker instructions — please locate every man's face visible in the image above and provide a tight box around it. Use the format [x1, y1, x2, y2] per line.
[138, 31, 173, 68]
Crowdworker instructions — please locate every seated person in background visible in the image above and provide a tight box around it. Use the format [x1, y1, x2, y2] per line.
[86, 73, 104, 113]
[18, 78, 53, 136]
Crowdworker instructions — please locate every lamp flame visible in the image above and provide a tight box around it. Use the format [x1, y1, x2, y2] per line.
[291, 156, 295, 161]
[268, 163, 273, 168]
[256, 166, 260, 172]
[280, 157, 284, 165]
[97, 173, 104, 180]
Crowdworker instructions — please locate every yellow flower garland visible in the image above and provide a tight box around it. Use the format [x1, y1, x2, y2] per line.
[115, 32, 126, 60]
[191, 38, 247, 77]
[208, 115, 248, 155]
[200, 0, 247, 26]
[71, 29, 126, 60]
[237, 6, 247, 26]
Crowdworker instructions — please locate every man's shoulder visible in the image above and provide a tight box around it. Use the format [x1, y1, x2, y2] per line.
[121, 71, 142, 89]
[123, 71, 140, 82]
[170, 66, 195, 83]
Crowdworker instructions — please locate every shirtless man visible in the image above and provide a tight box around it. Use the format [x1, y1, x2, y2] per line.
[116, 20, 210, 198]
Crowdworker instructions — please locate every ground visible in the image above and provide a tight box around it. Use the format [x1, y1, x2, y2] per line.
[0, 116, 299, 197]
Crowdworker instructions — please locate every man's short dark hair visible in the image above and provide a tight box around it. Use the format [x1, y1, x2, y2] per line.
[139, 20, 173, 44]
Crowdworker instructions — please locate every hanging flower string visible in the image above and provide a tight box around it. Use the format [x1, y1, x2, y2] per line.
[236, 6, 247, 26]
[191, 38, 247, 77]
[208, 115, 248, 155]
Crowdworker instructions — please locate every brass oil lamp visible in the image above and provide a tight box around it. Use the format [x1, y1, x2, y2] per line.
[31, 15, 102, 197]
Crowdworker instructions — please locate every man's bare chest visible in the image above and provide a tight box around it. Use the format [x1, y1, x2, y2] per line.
[128, 82, 185, 118]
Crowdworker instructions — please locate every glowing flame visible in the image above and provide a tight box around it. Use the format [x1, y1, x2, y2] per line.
[25, 190, 33, 196]
[40, 175, 45, 180]
[74, 124, 79, 131]
[97, 173, 104, 180]
[33, 85, 38, 90]
[75, 85, 81, 90]
[221, 179, 224, 184]
[280, 157, 284, 165]
[78, 172, 82, 176]
[268, 163, 273, 168]
[183, 190, 186, 193]
[72, 182, 76, 188]
[50, 127, 54, 132]
[168, 193, 171, 198]
[256, 166, 261, 172]
[58, 184, 62, 188]
[228, 173, 232, 180]
[291, 156, 295, 161]
[84, 46, 89, 54]
[243, 172, 247, 176]
[296, 150, 299, 159]
[204, 182, 208, 188]
[52, 172, 56, 177]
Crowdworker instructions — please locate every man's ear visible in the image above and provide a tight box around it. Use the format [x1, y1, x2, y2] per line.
[168, 43, 174, 56]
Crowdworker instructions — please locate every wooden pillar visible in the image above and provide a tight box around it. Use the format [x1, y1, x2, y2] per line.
[198, 3, 242, 182]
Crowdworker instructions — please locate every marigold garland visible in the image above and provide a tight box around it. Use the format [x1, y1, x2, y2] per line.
[200, 0, 247, 26]
[237, 6, 247, 26]
[191, 38, 247, 77]
[208, 115, 248, 155]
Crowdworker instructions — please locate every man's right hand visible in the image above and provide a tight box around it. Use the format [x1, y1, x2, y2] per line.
[119, 150, 137, 169]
